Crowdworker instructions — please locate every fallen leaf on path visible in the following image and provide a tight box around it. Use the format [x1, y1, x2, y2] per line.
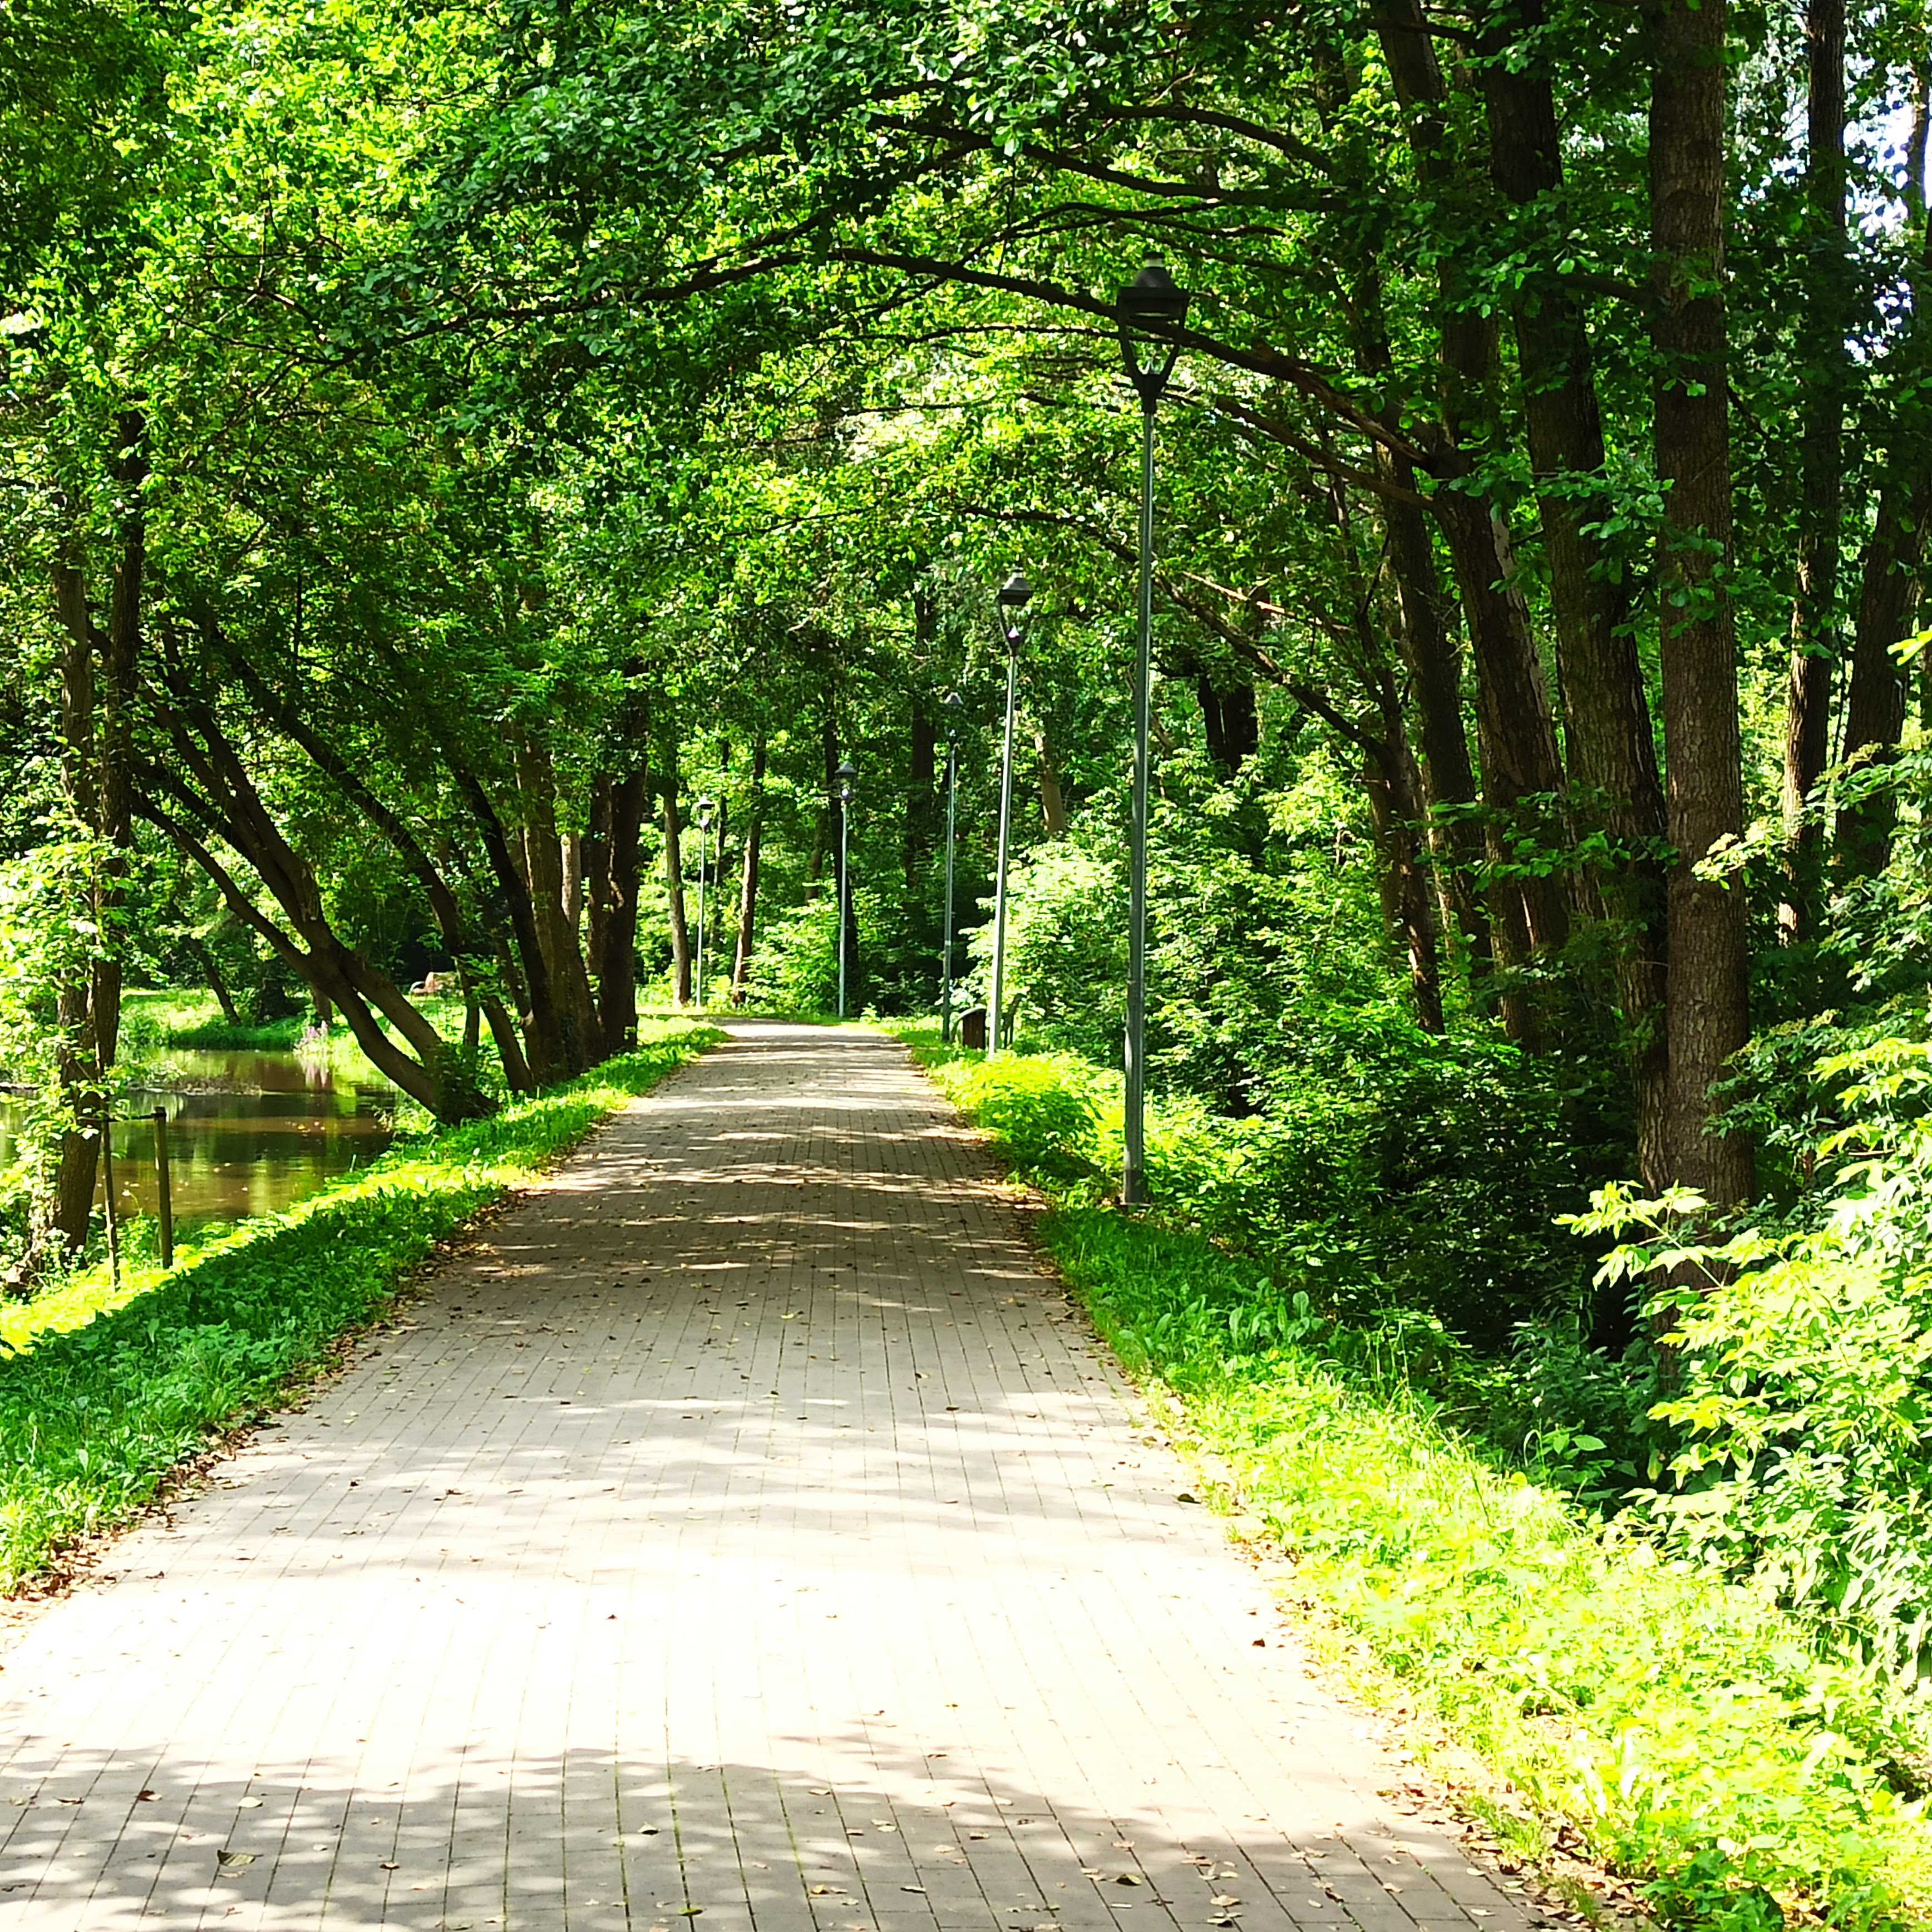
[381, 1861, 400, 1871]
[215, 1850, 254, 1873]
[900, 1886, 926, 1894]
[1211, 1896, 1240, 1908]
[236, 1798, 262, 1808]
[1113, 1875, 1142, 1887]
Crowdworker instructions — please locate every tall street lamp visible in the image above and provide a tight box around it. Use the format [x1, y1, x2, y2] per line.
[1116, 263, 1189, 1206]
[694, 795, 716, 1011]
[987, 571, 1032, 1057]
[940, 691, 965, 1044]
[837, 758, 856, 1019]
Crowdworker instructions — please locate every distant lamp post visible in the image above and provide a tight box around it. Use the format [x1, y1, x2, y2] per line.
[1116, 263, 1189, 1206]
[694, 796, 717, 1009]
[941, 691, 965, 1044]
[837, 758, 857, 1019]
[988, 570, 1032, 1057]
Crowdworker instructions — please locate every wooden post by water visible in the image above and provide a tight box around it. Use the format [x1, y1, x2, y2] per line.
[152, 1105, 175, 1269]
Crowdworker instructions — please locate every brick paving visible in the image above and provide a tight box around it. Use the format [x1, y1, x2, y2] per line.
[0, 1023, 1539, 1932]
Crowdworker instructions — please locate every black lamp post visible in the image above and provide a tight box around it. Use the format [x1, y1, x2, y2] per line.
[694, 795, 716, 1010]
[940, 691, 965, 1043]
[988, 570, 1032, 1056]
[837, 757, 856, 1019]
[1115, 264, 1189, 1206]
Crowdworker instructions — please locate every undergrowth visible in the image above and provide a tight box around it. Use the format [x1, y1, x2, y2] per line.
[0, 1018, 718, 1596]
[899, 1027, 1932, 1932]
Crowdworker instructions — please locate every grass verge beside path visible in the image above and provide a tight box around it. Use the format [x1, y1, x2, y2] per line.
[0, 1018, 720, 1598]
[122, 987, 472, 1057]
[896, 1028, 1932, 1932]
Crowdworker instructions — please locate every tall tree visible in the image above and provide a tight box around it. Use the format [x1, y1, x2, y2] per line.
[1650, 0, 1753, 1205]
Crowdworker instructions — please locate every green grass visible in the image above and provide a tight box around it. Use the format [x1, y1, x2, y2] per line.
[0, 1017, 719, 1596]
[900, 1029, 1932, 1932]
[120, 987, 481, 1063]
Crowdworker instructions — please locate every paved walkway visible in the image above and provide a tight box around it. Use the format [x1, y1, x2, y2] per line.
[0, 1025, 1539, 1932]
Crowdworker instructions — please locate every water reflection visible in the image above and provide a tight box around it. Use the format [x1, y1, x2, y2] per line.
[0, 1046, 398, 1233]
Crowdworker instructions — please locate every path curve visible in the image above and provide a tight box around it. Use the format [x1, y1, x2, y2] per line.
[0, 1024, 1540, 1932]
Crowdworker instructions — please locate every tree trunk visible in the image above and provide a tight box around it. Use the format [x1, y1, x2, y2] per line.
[1432, 489, 1573, 1037]
[1778, 0, 1848, 941]
[1374, 0, 1569, 1039]
[1652, 0, 1753, 1206]
[905, 707, 937, 890]
[733, 736, 767, 999]
[188, 937, 242, 1024]
[1196, 677, 1259, 780]
[1473, 4, 1671, 1169]
[1835, 58, 1932, 877]
[662, 743, 691, 1007]
[27, 426, 145, 1273]
[1356, 324, 1494, 974]
[594, 769, 648, 1053]
[514, 732, 597, 1073]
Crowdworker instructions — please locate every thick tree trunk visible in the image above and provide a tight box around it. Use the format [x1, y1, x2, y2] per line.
[1474, 6, 1671, 1169]
[40, 584, 102, 1264]
[1652, 0, 1753, 1206]
[595, 770, 648, 1052]
[1375, 0, 1569, 1041]
[146, 806, 475, 1120]
[1836, 477, 1930, 874]
[1779, 0, 1848, 940]
[27, 430, 145, 1274]
[449, 763, 565, 1082]
[1365, 674, 1446, 1034]
[514, 732, 597, 1072]
[733, 736, 767, 999]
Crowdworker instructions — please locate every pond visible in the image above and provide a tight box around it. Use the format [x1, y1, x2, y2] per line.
[0, 1046, 400, 1234]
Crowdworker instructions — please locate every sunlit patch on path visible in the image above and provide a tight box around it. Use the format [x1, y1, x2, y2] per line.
[0, 1023, 1538, 1931]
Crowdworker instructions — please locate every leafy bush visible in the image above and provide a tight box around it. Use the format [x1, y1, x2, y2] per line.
[918, 1020, 1600, 1350]
[1577, 1032, 1932, 1688]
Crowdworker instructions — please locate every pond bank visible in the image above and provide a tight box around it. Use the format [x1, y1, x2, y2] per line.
[0, 1020, 719, 1598]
